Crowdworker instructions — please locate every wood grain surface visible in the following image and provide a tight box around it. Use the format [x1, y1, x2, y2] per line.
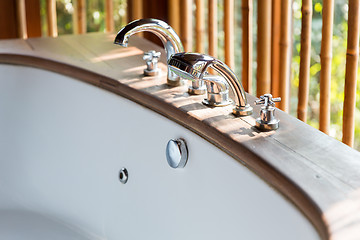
[1, 33, 360, 240]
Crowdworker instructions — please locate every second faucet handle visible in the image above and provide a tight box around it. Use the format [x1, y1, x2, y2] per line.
[255, 94, 281, 131]
[255, 94, 281, 108]
[143, 50, 161, 76]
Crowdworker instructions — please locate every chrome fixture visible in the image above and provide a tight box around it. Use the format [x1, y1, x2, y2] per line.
[255, 94, 281, 131]
[143, 50, 161, 76]
[166, 138, 188, 169]
[202, 75, 232, 106]
[114, 18, 185, 86]
[168, 52, 253, 116]
[188, 80, 207, 95]
[119, 168, 129, 184]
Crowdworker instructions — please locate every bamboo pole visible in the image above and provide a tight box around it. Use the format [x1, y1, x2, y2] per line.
[257, 0, 271, 97]
[16, 0, 27, 39]
[224, 0, 234, 69]
[342, 0, 360, 147]
[132, 0, 143, 21]
[208, 0, 218, 58]
[271, 0, 281, 97]
[319, 0, 334, 134]
[241, 0, 253, 94]
[195, 0, 205, 53]
[76, 0, 86, 34]
[46, 0, 58, 37]
[297, 0, 312, 121]
[278, 0, 292, 112]
[169, 0, 180, 35]
[182, 0, 193, 52]
[105, 0, 114, 33]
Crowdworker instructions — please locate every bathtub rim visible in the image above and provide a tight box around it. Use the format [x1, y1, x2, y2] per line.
[0, 34, 360, 239]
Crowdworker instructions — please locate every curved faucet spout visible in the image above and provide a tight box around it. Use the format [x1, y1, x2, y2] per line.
[168, 52, 253, 116]
[114, 18, 185, 86]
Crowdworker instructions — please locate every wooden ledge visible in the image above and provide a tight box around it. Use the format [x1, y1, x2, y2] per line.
[1, 33, 360, 239]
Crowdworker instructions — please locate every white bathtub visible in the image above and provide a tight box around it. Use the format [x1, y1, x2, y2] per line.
[0, 64, 319, 239]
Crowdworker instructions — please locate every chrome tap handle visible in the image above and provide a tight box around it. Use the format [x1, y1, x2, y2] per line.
[143, 50, 161, 62]
[255, 94, 281, 108]
[255, 94, 281, 131]
[143, 50, 161, 76]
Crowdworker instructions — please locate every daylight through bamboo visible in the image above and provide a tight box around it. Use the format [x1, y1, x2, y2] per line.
[224, 0, 234, 69]
[278, 0, 292, 112]
[105, 0, 114, 32]
[131, 0, 143, 20]
[257, 0, 272, 97]
[195, 0, 205, 53]
[46, 0, 58, 37]
[319, 0, 334, 134]
[278, 0, 292, 111]
[297, 0, 312, 121]
[76, 0, 86, 34]
[182, 0, 193, 52]
[271, 0, 281, 98]
[169, 0, 180, 35]
[242, 0, 253, 93]
[208, 0, 218, 58]
[16, 0, 27, 39]
[342, 0, 360, 147]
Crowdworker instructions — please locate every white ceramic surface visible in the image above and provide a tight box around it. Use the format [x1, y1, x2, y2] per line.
[0, 65, 319, 239]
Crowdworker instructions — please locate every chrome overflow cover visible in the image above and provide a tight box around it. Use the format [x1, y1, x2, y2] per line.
[166, 138, 188, 168]
[119, 168, 128, 184]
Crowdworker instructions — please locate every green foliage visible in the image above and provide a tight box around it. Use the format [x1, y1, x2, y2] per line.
[293, 0, 360, 150]
[41, 0, 127, 35]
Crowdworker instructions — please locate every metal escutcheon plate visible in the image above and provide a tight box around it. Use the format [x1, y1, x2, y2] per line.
[166, 138, 188, 168]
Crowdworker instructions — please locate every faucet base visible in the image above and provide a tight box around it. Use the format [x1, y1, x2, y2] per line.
[144, 68, 161, 76]
[188, 80, 207, 95]
[167, 78, 186, 87]
[255, 118, 279, 131]
[202, 99, 232, 107]
[232, 105, 253, 117]
[189, 87, 207, 95]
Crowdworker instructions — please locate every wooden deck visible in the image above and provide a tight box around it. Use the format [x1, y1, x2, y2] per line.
[1, 33, 360, 239]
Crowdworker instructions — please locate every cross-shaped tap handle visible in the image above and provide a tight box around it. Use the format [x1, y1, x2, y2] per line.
[143, 50, 161, 62]
[255, 93, 281, 107]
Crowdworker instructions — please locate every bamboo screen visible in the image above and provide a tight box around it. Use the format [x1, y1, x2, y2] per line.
[13, 0, 360, 149]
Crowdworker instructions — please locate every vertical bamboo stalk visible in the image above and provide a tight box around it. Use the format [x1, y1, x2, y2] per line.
[208, 0, 218, 58]
[169, 0, 181, 34]
[224, 0, 234, 69]
[46, 0, 58, 37]
[257, 0, 271, 97]
[297, 0, 312, 121]
[76, 0, 86, 34]
[16, 0, 27, 39]
[342, 0, 360, 147]
[242, 0, 253, 93]
[278, 0, 292, 112]
[182, 0, 193, 52]
[271, 0, 281, 97]
[132, 0, 143, 21]
[319, 0, 334, 134]
[105, 0, 114, 32]
[195, 0, 205, 53]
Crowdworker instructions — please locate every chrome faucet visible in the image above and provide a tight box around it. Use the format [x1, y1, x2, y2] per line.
[114, 18, 185, 86]
[168, 52, 253, 116]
